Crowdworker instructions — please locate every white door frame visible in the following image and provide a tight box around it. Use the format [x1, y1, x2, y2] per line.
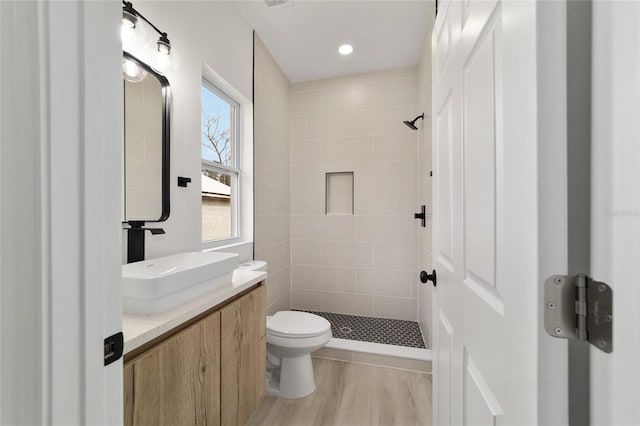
[591, 2, 640, 424]
[536, 1, 574, 421]
[0, 1, 123, 424]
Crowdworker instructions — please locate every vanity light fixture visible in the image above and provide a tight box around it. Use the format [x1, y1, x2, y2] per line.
[122, 1, 173, 62]
[338, 44, 354, 55]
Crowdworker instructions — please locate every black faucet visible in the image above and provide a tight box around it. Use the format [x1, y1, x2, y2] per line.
[125, 221, 165, 263]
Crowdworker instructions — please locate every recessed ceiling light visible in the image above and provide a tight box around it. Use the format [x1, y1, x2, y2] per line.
[338, 44, 354, 55]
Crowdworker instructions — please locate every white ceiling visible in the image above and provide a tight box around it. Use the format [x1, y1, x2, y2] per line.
[233, 0, 433, 83]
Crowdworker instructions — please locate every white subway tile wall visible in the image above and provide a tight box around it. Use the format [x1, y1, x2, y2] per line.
[290, 67, 421, 321]
[322, 292, 374, 317]
[291, 289, 322, 311]
[356, 269, 413, 298]
[254, 36, 292, 315]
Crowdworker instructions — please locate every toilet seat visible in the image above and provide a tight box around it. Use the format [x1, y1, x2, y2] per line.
[267, 311, 331, 339]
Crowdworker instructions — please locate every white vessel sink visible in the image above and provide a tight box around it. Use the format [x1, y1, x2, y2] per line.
[122, 251, 239, 315]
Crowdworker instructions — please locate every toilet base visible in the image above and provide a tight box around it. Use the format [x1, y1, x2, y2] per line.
[266, 353, 316, 399]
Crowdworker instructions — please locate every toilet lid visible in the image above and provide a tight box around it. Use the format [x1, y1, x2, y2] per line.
[267, 311, 331, 338]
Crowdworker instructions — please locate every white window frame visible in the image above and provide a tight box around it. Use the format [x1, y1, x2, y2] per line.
[201, 78, 242, 244]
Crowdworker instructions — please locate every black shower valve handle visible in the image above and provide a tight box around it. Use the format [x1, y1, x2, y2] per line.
[420, 270, 437, 287]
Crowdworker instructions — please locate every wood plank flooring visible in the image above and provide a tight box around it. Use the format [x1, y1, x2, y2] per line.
[248, 358, 432, 426]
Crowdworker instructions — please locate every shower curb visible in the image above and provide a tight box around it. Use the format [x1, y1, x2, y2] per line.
[313, 338, 432, 373]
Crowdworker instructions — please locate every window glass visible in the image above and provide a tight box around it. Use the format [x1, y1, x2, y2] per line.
[201, 81, 240, 242]
[201, 85, 235, 167]
[201, 170, 233, 241]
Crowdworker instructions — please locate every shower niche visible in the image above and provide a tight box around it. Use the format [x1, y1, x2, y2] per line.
[325, 172, 354, 215]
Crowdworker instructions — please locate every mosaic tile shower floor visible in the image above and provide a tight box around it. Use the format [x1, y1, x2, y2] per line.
[295, 310, 426, 349]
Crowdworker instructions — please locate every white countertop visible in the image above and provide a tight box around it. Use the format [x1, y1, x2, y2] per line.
[123, 269, 267, 355]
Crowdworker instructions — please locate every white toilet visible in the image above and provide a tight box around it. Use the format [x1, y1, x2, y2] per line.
[266, 311, 332, 399]
[237, 260, 332, 399]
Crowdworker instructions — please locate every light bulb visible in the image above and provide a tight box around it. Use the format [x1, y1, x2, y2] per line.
[122, 58, 147, 83]
[121, 24, 134, 46]
[338, 44, 354, 55]
[158, 43, 170, 55]
[148, 45, 180, 75]
[122, 17, 150, 58]
[121, 2, 138, 48]
[155, 53, 170, 73]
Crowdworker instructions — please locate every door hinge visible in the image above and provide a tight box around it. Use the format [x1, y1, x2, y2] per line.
[544, 274, 613, 353]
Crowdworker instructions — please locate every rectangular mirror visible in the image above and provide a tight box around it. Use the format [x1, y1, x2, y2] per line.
[123, 52, 170, 223]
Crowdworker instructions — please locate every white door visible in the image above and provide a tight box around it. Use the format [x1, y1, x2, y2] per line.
[432, 1, 570, 424]
[1, 2, 123, 424]
[591, 1, 640, 424]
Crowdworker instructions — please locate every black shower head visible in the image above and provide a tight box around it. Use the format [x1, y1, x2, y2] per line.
[403, 113, 424, 130]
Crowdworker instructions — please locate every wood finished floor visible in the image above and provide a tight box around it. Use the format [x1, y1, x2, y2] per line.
[248, 358, 432, 426]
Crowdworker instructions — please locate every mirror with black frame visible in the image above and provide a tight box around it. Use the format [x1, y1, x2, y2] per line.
[123, 51, 170, 224]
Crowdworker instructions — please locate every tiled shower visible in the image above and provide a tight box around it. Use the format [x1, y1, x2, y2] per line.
[289, 68, 422, 322]
[254, 34, 433, 351]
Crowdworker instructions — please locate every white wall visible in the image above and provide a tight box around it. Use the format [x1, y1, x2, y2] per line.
[254, 35, 292, 315]
[130, 1, 254, 261]
[416, 6, 436, 347]
[289, 68, 421, 321]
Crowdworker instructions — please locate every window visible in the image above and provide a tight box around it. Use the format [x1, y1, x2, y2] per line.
[201, 79, 241, 242]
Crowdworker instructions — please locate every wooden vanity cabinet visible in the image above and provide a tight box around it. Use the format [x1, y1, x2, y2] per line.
[124, 312, 221, 426]
[123, 283, 266, 426]
[221, 284, 266, 426]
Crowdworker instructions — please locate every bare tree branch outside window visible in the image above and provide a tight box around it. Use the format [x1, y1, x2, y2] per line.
[202, 111, 231, 166]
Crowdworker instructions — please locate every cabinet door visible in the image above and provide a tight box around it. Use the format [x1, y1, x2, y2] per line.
[124, 312, 221, 426]
[220, 284, 266, 426]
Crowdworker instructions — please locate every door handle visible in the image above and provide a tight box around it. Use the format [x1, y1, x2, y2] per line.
[420, 270, 437, 287]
